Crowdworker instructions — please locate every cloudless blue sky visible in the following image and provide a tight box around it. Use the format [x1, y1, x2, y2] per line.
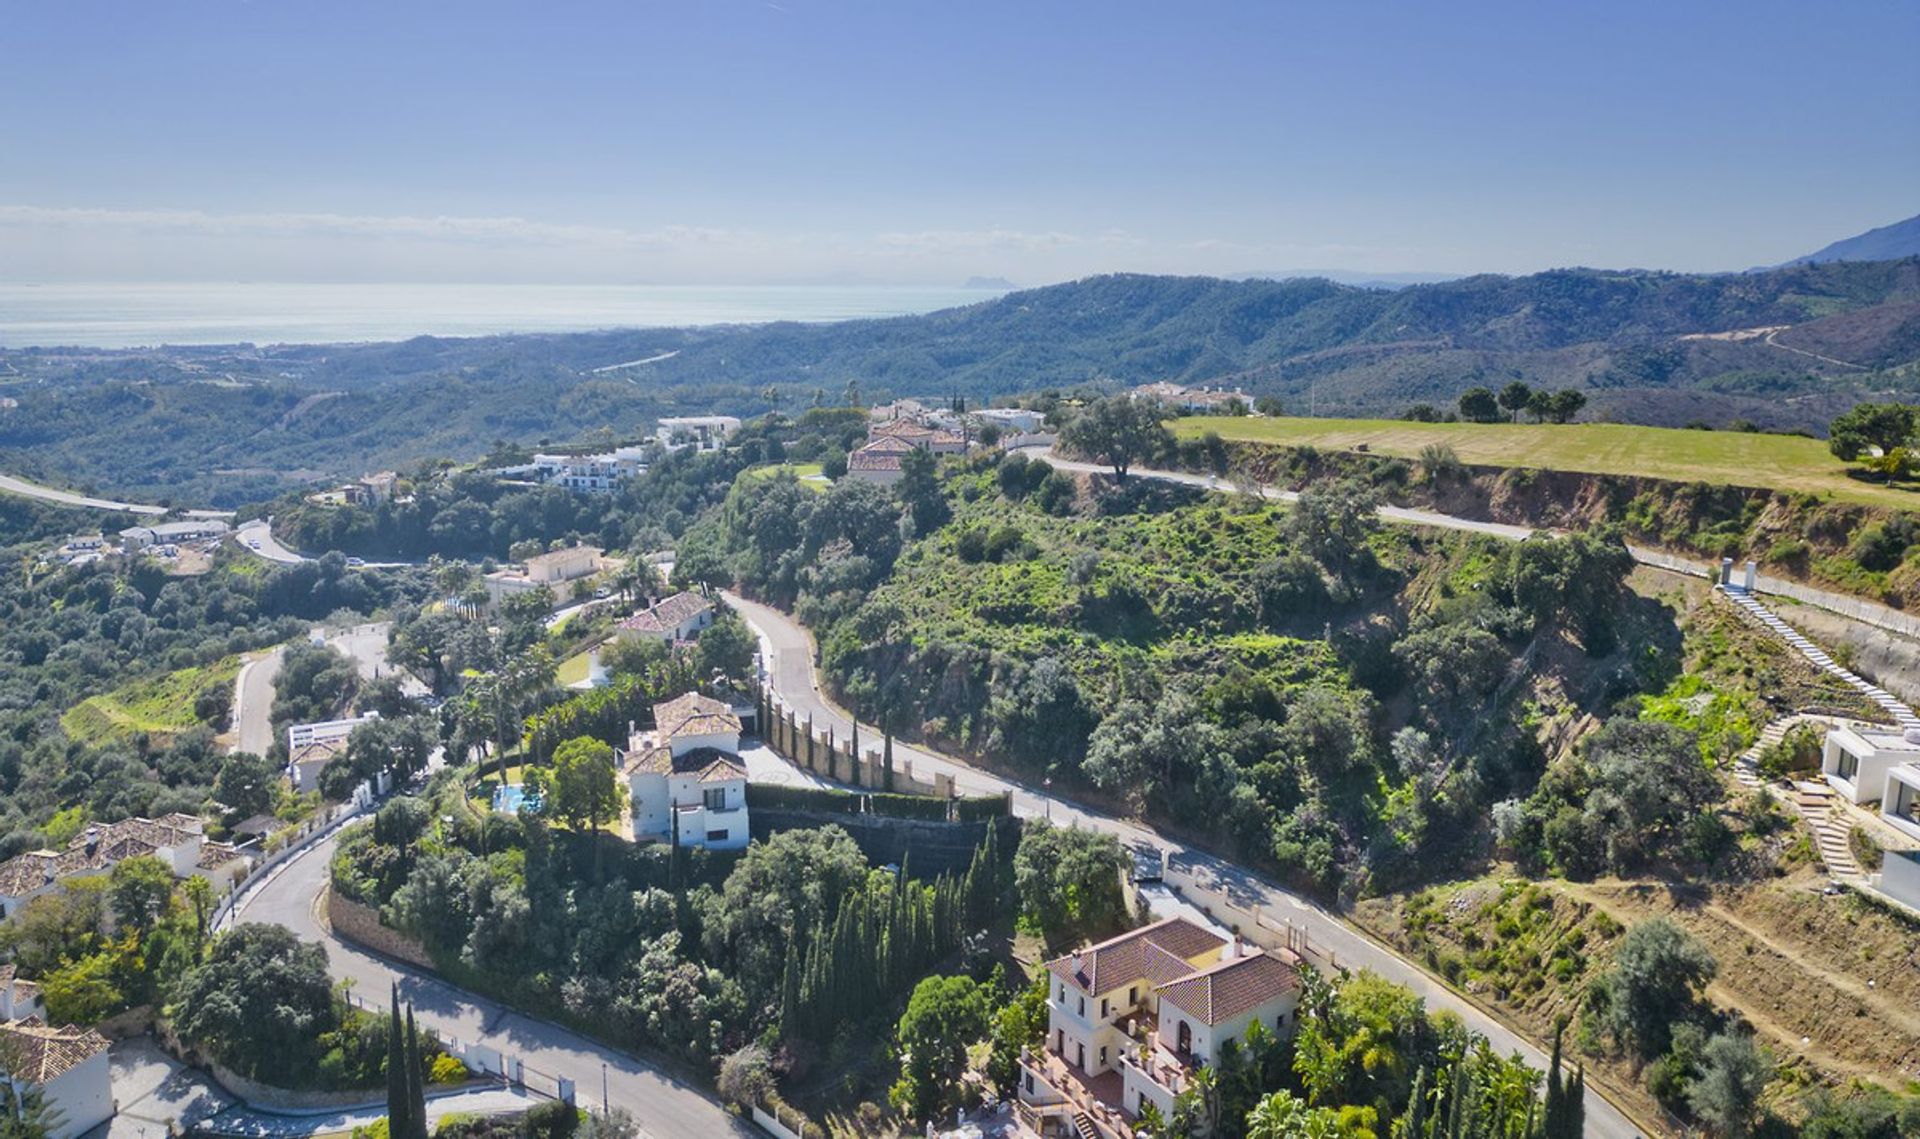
[2, 0, 1915, 284]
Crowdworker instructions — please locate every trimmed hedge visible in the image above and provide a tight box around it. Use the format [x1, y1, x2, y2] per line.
[867, 793, 950, 821]
[954, 793, 1012, 822]
[746, 783, 863, 814]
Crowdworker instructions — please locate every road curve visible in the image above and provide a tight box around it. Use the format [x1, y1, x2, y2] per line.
[0, 471, 169, 515]
[726, 591, 1648, 1139]
[1027, 446, 1920, 640]
[230, 827, 754, 1139]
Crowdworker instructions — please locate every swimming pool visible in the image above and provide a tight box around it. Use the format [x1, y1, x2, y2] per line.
[493, 784, 542, 814]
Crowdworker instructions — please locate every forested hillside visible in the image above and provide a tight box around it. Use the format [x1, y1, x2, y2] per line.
[5, 259, 1919, 505]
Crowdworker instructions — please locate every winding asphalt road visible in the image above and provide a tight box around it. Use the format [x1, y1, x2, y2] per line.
[725, 593, 1649, 1139]
[228, 828, 755, 1139]
[0, 470, 169, 515]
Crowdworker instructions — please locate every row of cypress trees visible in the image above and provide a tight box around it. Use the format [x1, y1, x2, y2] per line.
[779, 822, 1008, 1041]
[386, 983, 429, 1139]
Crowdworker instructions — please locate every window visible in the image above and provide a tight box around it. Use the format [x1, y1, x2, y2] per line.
[1176, 1020, 1192, 1056]
[1059, 984, 1066, 1003]
[1100, 998, 1109, 1019]
[706, 829, 728, 842]
[1128, 985, 1137, 1006]
[1836, 750, 1858, 781]
[1077, 996, 1085, 1017]
[704, 787, 728, 811]
[1098, 1045, 1108, 1069]
[1025, 1071, 1034, 1094]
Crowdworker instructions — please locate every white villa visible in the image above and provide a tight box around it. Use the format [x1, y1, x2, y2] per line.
[1017, 918, 1302, 1135]
[616, 590, 715, 642]
[620, 693, 751, 851]
[0, 815, 215, 923]
[118, 519, 231, 551]
[484, 545, 604, 607]
[287, 712, 381, 794]
[656, 415, 741, 453]
[0, 1016, 113, 1139]
[532, 446, 649, 493]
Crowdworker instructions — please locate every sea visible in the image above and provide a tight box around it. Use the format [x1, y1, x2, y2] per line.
[0, 282, 1005, 350]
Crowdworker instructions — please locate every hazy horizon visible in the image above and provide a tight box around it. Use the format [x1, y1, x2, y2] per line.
[4, 2, 1915, 287]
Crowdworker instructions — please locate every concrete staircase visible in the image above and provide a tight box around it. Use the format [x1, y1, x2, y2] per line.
[1719, 586, 1920, 731]
[1792, 780, 1865, 879]
[1072, 1109, 1099, 1139]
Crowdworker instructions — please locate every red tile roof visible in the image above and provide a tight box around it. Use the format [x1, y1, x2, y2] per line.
[618, 591, 713, 635]
[1044, 918, 1226, 996]
[848, 449, 904, 473]
[0, 1017, 110, 1082]
[1155, 951, 1301, 1027]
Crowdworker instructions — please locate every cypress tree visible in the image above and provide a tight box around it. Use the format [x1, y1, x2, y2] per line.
[883, 731, 895, 791]
[386, 986, 411, 1139]
[405, 1006, 427, 1139]
[1566, 1066, 1585, 1139]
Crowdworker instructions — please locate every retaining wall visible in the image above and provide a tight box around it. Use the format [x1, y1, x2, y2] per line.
[326, 888, 436, 969]
[756, 684, 956, 799]
[749, 809, 1012, 876]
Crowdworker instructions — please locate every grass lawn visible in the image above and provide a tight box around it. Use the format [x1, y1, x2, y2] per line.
[739, 462, 830, 493]
[1172, 415, 1920, 509]
[61, 656, 241, 743]
[555, 645, 597, 686]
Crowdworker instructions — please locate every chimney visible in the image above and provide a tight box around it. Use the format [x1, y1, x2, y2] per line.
[1071, 952, 1084, 980]
[84, 827, 100, 856]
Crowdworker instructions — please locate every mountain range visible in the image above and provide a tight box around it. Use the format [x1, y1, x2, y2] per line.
[5, 256, 1920, 506]
[1782, 212, 1920, 267]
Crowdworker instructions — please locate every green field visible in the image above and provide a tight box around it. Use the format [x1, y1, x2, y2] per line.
[1172, 416, 1920, 509]
[60, 656, 241, 743]
[555, 645, 597, 686]
[738, 462, 830, 493]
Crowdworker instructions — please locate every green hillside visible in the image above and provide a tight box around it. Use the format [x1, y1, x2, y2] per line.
[1173, 415, 1920, 509]
[60, 656, 241, 744]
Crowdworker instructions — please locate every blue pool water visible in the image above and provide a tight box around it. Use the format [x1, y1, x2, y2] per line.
[493, 784, 542, 814]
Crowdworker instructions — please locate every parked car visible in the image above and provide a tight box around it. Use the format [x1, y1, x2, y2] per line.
[346, 556, 366, 567]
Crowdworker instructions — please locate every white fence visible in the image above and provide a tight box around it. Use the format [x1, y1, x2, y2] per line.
[1629, 544, 1920, 640]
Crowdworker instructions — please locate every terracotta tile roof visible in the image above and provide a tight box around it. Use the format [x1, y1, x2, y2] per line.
[695, 754, 748, 782]
[929, 431, 968, 446]
[848, 449, 905, 473]
[860, 435, 919, 455]
[198, 841, 246, 870]
[0, 815, 200, 898]
[1045, 918, 1226, 997]
[0, 1017, 110, 1082]
[0, 853, 54, 898]
[652, 692, 740, 743]
[618, 591, 713, 635]
[290, 737, 350, 767]
[623, 745, 746, 780]
[870, 420, 935, 440]
[1155, 951, 1301, 1027]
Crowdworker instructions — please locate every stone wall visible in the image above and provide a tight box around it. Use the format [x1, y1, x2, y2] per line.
[326, 888, 436, 969]
[209, 1062, 385, 1111]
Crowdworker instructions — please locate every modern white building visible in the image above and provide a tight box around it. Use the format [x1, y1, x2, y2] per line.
[118, 519, 231, 550]
[1822, 724, 1920, 805]
[620, 692, 750, 850]
[656, 416, 741, 453]
[0, 1017, 113, 1139]
[532, 447, 649, 493]
[973, 407, 1048, 434]
[286, 712, 380, 794]
[1018, 918, 1302, 1132]
[615, 591, 715, 643]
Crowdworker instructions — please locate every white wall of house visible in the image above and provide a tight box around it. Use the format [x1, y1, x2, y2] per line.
[672, 728, 741, 756]
[1881, 848, 1920, 910]
[1883, 766, 1920, 844]
[37, 1051, 113, 1139]
[629, 771, 671, 842]
[1823, 729, 1919, 804]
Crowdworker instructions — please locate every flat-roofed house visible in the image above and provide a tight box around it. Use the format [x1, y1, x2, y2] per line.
[484, 545, 603, 607]
[656, 416, 741, 453]
[1822, 724, 1920, 804]
[619, 693, 749, 850]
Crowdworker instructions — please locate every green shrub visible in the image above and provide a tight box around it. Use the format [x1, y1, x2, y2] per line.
[431, 1053, 469, 1085]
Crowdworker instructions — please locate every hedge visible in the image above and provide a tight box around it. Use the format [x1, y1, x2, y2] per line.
[953, 793, 1012, 822]
[746, 783, 863, 814]
[867, 793, 951, 821]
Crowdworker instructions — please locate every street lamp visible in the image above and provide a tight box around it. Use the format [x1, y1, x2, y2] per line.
[1043, 776, 1052, 821]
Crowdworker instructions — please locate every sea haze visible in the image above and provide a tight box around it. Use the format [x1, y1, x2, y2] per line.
[0, 282, 1005, 349]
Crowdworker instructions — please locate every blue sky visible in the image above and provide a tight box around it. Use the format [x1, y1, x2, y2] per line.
[2, 0, 1915, 285]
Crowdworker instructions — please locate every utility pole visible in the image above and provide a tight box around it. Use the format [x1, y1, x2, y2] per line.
[602, 1062, 610, 1116]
